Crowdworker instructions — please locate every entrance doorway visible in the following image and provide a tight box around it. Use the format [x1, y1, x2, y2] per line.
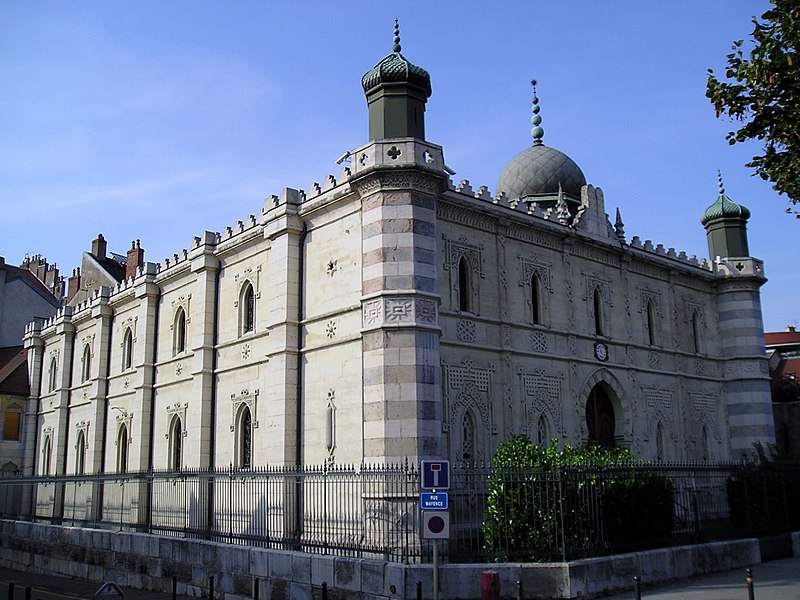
[586, 384, 615, 447]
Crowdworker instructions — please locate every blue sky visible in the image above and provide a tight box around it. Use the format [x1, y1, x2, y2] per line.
[1, 1, 795, 332]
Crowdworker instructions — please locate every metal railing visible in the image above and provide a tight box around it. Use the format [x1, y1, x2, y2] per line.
[1, 462, 798, 563]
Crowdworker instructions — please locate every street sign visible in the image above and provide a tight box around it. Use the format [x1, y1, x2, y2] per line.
[420, 491, 449, 510]
[421, 510, 450, 539]
[421, 460, 450, 490]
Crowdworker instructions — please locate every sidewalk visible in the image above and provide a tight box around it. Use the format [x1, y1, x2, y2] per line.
[603, 555, 800, 600]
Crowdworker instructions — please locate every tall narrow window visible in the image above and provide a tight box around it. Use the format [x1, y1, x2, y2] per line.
[646, 300, 657, 346]
[75, 431, 86, 475]
[655, 422, 664, 463]
[691, 312, 701, 354]
[42, 435, 52, 475]
[81, 344, 92, 382]
[701, 424, 710, 462]
[593, 287, 605, 336]
[49, 357, 58, 392]
[458, 256, 471, 313]
[242, 283, 255, 334]
[169, 416, 183, 471]
[122, 328, 133, 370]
[174, 308, 187, 355]
[2, 405, 22, 442]
[236, 406, 253, 469]
[461, 410, 475, 462]
[117, 424, 129, 473]
[536, 414, 549, 447]
[531, 272, 542, 325]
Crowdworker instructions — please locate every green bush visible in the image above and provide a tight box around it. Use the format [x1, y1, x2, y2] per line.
[483, 437, 674, 561]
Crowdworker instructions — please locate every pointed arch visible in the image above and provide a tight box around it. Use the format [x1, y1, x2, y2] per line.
[655, 422, 665, 463]
[81, 344, 92, 382]
[593, 286, 605, 336]
[458, 256, 472, 313]
[48, 357, 58, 392]
[701, 424, 710, 462]
[240, 282, 256, 335]
[691, 311, 701, 354]
[168, 415, 183, 471]
[117, 424, 129, 473]
[174, 307, 187, 355]
[42, 435, 52, 475]
[122, 328, 133, 370]
[536, 413, 550, 447]
[235, 404, 253, 469]
[579, 369, 627, 447]
[75, 430, 86, 475]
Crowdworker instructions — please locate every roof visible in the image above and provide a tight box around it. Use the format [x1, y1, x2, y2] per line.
[2, 264, 59, 307]
[0, 346, 29, 396]
[496, 144, 586, 201]
[765, 330, 800, 351]
[700, 173, 750, 225]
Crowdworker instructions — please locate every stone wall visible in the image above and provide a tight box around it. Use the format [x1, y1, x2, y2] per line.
[1, 520, 796, 599]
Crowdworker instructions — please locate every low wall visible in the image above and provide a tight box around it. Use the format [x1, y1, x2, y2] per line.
[0, 520, 795, 599]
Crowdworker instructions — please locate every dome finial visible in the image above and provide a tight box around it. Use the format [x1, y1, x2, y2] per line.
[530, 78, 544, 146]
[392, 18, 401, 53]
[717, 170, 725, 195]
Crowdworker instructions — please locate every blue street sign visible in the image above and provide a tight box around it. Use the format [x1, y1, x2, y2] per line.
[420, 492, 449, 510]
[421, 460, 450, 490]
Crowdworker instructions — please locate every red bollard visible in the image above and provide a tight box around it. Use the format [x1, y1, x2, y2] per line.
[481, 571, 500, 600]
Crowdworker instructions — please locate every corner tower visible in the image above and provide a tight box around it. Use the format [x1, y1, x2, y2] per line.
[350, 24, 446, 463]
[702, 174, 774, 455]
[361, 20, 432, 141]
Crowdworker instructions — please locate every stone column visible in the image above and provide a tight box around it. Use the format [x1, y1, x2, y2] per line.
[350, 138, 446, 465]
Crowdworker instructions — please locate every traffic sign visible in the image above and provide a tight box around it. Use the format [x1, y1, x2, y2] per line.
[421, 460, 450, 490]
[420, 492, 449, 510]
[421, 510, 450, 539]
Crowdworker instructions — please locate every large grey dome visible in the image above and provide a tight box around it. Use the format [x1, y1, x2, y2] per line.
[496, 144, 586, 201]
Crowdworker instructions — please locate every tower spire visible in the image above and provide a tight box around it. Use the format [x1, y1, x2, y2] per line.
[531, 79, 544, 146]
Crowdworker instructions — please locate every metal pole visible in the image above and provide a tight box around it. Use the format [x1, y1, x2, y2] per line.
[253, 577, 259, 600]
[172, 575, 177, 600]
[24, 588, 31, 600]
[321, 581, 328, 600]
[416, 581, 422, 600]
[7, 582, 13, 600]
[517, 580, 522, 600]
[746, 568, 755, 600]
[210, 574, 215, 599]
[433, 539, 439, 600]
[634, 576, 641, 600]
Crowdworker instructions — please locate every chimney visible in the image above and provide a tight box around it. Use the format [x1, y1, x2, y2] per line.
[787, 325, 796, 333]
[67, 268, 81, 302]
[91, 234, 107, 259]
[125, 240, 144, 280]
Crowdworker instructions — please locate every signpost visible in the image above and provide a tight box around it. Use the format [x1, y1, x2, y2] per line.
[420, 460, 450, 600]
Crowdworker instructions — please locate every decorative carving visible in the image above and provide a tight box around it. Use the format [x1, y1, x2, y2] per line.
[443, 361, 496, 436]
[325, 321, 337, 338]
[234, 266, 262, 306]
[501, 325, 511, 347]
[175, 363, 183, 376]
[415, 298, 437, 323]
[520, 370, 563, 438]
[170, 294, 192, 326]
[241, 344, 251, 360]
[530, 331, 548, 353]
[457, 319, 477, 342]
[326, 259, 339, 276]
[362, 296, 438, 328]
[648, 351, 661, 370]
[230, 389, 259, 432]
[165, 402, 188, 438]
[385, 298, 412, 322]
[363, 300, 382, 326]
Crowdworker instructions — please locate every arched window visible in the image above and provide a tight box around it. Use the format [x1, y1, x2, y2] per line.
[49, 357, 58, 392]
[461, 410, 475, 462]
[236, 405, 253, 469]
[122, 328, 133, 370]
[75, 431, 86, 475]
[531, 272, 542, 325]
[2, 403, 22, 442]
[169, 416, 183, 471]
[691, 312, 701, 354]
[655, 422, 665, 463]
[646, 300, 657, 346]
[117, 424, 129, 473]
[174, 308, 187, 355]
[593, 287, 605, 336]
[458, 256, 471, 313]
[42, 435, 52, 475]
[81, 344, 92, 382]
[586, 384, 615, 448]
[536, 414, 549, 447]
[241, 283, 255, 334]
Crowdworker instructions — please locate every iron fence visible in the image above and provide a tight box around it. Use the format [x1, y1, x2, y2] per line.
[0, 462, 798, 563]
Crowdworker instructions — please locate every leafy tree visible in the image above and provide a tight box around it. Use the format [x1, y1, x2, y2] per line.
[706, 0, 800, 213]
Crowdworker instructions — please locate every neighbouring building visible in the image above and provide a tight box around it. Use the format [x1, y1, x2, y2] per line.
[22, 27, 775, 488]
[766, 325, 800, 458]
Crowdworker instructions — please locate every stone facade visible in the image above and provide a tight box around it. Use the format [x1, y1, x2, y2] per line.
[21, 40, 775, 481]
